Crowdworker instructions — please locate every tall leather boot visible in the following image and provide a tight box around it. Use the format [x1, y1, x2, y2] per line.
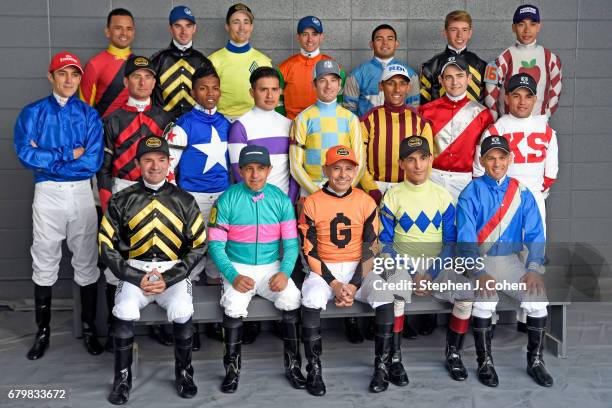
[174, 320, 198, 398]
[81, 283, 104, 355]
[108, 336, 133, 405]
[472, 316, 499, 387]
[104, 284, 116, 353]
[369, 323, 393, 393]
[445, 328, 468, 381]
[192, 324, 201, 351]
[281, 310, 306, 389]
[389, 331, 409, 386]
[221, 325, 242, 393]
[302, 326, 325, 396]
[26, 284, 52, 360]
[526, 316, 553, 387]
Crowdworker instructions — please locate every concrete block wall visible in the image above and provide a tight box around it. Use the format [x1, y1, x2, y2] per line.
[0, 0, 609, 300]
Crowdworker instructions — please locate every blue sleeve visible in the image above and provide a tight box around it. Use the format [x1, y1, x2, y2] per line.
[379, 200, 398, 258]
[521, 189, 546, 270]
[456, 187, 485, 277]
[14, 106, 72, 172]
[50, 106, 104, 176]
[428, 203, 456, 279]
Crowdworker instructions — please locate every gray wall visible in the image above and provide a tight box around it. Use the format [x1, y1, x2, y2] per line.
[0, 0, 610, 300]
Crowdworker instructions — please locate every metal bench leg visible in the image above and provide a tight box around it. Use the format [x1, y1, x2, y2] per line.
[545, 304, 567, 359]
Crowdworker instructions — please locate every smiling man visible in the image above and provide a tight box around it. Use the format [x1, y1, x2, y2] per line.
[457, 135, 552, 388]
[360, 64, 433, 205]
[277, 16, 345, 119]
[209, 3, 272, 120]
[344, 24, 420, 117]
[419, 55, 494, 200]
[475, 73, 557, 228]
[229, 67, 299, 201]
[99, 136, 206, 404]
[420, 10, 487, 104]
[96, 56, 174, 350]
[14, 52, 104, 360]
[80, 8, 135, 118]
[208, 145, 303, 393]
[484, 4, 562, 119]
[151, 5, 212, 120]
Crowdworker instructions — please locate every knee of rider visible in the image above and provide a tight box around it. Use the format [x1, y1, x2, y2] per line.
[112, 302, 140, 321]
[302, 287, 328, 310]
[221, 294, 249, 319]
[452, 300, 473, 320]
[167, 302, 193, 324]
[275, 287, 302, 312]
[523, 302, 548, 318]
[471, 303, 495, 319]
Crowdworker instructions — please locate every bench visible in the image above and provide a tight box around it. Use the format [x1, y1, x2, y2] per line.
[73, 285, 569, 360]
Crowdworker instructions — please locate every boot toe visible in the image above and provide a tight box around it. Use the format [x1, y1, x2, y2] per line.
[84, 335, 105, 355]
[528, 365, 553, 387]
[389, 362, 409, 386]
[286, 369, 307, 389]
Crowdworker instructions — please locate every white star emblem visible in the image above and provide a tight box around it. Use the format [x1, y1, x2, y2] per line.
[192, 126, 228, 174]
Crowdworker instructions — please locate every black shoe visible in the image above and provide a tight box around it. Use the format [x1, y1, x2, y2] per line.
[26, 326, 50, 360]
[80, 283, 104, 355]
[303, 328, 326, 396]
[344, 317, 364, 344]
[108, 337, 133, 405]
[221, 325, 242, 393]
[26, 288, 51, 361]
[174, 333, 198, 398]
[473, 317, 499, 387]
[175, 364, 198, 398]
[192, 325, 201, 352]
[526, 316, 553, 387]
[418, 314, 436, 336]
[389, 332, 409, 386]
[242, 321, 260, 345]
[402, 322, 418, 340]
[445, 329, 468, 381]
[205, 322, 224, 342]
[148, 325, 173, 346]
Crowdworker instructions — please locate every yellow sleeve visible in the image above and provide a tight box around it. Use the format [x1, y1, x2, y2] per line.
[289, 116, 319, 195]
[349, 114, 366, 187]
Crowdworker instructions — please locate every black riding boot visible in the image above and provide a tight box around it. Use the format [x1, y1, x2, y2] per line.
[104, 284, 116, 353]
[281, 310, 306, 389]
[221, 317, 242, 393]
[526, 316, 553, 387]
[174, 319, 198, 398]
[472, 317, 499, 387]
[26, 284, 51, 360]
[108, 320, 134, 405]
[389, 331, 409, 386]
[445, 328, 468, 381]
[81, 283, 104, 355]
[303, 326, 326, 396]
[369, 323, 393, 393]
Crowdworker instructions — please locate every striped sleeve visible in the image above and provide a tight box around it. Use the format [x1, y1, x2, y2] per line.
[359, 117, 378, 193]
[349, 113, 366, 186]
[546, 52, 562, 118]
[228, 120, 248, 182]
[289, 114, 320, 194]
[207, 194, 240, 283]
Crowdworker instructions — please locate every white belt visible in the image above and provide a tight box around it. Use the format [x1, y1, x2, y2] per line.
[127, 259, 179, 273]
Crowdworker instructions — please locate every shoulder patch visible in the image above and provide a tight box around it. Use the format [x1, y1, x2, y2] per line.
[483, 61, 499, 85]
